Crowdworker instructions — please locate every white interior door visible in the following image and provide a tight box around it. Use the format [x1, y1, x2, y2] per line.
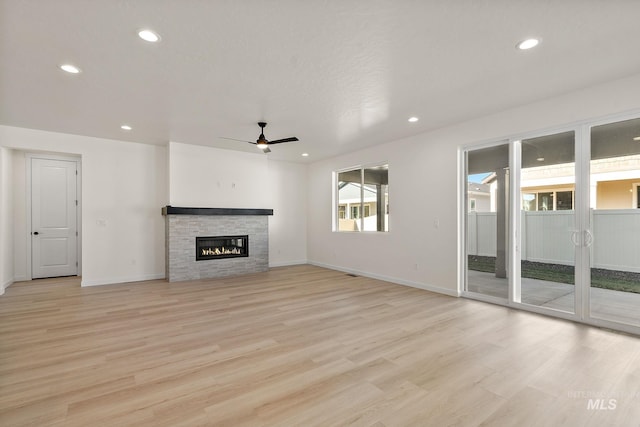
[32, 158, 78, 278]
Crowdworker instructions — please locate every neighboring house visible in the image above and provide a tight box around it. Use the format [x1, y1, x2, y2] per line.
[476, 153, 640, 211]
[337, 182, 389, 231]
[467, 182, 491, 212]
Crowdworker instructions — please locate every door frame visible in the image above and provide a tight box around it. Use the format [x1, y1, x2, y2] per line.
[25, 153, 82, 280]
[459, 110, 640, 336]
[509, 125, 584, 321]
[580, 112, 640, 333]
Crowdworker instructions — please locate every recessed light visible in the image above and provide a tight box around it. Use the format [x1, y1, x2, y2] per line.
[138, 29, 160, 43]
[120, 125, 132, 131]
[60, 64, 81, 74]
[633, 136, 640, 141]
[537, 157, 545, 162]
[408, 117, 419, 123]
[517, 38, 540, 50]
[302, 153, 309, 157]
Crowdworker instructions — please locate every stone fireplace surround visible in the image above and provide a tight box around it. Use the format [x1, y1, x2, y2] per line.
[163, 206, 273, 282]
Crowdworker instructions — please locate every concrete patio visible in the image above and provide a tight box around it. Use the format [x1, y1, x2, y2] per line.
[467, 270, 640, 326]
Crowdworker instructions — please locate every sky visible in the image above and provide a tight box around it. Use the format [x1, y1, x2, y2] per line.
[468, 173, 491, 184]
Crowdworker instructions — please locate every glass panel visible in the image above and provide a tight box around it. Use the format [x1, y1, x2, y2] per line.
[520, 131, 575, 313]
[351, 205, 360, 219]
[466, 143, 509, 299]
[589, 117, 640, 326]
[522, 193, 537, 211]
[362, 166, 389, 232]
[537, 192, 553, 211]
[337, 169, 361, 231]
[556, 191, 573, 210]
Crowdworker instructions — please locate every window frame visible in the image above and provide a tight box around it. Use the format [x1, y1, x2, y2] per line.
[334, 162, 389, 233]
[520, 188, 575, 211]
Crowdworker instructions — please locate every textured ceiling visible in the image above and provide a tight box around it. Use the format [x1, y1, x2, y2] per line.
[1, 0, 640, 162]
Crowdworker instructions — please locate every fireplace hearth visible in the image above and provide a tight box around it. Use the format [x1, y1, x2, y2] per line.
[196, 235, 248, 261]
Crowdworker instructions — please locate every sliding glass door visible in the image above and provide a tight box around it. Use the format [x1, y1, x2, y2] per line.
[518, 131, 576, 314]
[463, 114, 640, 334]
[588, 117, 640, 327]
[465, 142, 509, 301]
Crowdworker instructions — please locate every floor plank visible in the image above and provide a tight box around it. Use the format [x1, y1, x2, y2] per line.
[1, 265, 639, 426]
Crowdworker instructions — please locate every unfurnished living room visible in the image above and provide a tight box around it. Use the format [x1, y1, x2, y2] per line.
[1, 1, 639, 426]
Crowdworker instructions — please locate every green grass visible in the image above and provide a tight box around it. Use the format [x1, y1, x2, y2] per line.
[467, 256, 640, 294]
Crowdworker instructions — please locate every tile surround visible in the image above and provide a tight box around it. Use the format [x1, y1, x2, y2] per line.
[164, 208, 271, 282]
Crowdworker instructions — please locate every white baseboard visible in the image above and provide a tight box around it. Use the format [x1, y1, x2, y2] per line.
[309, 261, 461, 298]
[1, 278, 14, 295]
[269, 259, 308, 268]
[81, 273, 165, 287]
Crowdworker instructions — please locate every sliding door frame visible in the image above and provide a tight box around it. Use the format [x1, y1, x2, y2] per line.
[460, 110, 640, 336]
[580, 111, 640, 335]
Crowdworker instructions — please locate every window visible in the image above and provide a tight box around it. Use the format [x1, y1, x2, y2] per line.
[538, 192, 553, 210]
[522, 193, 537, 211]
[556, 190, 573, 210]
[336, 164, 389, 232]
[338, 205, 346, 219]
[521, 190, 574, 211]
[469, 199, 476, 212]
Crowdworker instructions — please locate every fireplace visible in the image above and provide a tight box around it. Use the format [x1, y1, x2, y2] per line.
[163, 206, 272, 282]
[196, 235, 248, 261]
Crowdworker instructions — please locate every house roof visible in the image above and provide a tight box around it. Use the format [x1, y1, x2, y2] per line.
[2, 1, 640, 162]
[339, 182, 384, 202]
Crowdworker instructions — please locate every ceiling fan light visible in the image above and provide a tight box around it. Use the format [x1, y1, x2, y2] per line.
[517, 38, 540, 50]
[60, 64, 81, 74]
[138, 29, 160, 43]
[256, 142, 268, 150]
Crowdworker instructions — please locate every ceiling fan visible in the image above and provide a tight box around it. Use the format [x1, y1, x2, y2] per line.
[221, 122, 299, 153]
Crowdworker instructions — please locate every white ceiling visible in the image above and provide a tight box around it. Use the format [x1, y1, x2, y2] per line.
[1, 1, 640, 162]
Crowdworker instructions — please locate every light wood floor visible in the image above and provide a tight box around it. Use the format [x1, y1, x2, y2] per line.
[1, 265, 639, 427]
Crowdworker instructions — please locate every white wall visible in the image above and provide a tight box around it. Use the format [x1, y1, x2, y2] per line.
[168, 142, 308, 266]
[267, 160, 308, 266]
[308, 135, 460, 296]
[169, 142, 270, 208]
[0, 126, 167, 286]
[307, 73, 640, 296]
[0, 147, 14, 293]
[12, 150, 26, 281]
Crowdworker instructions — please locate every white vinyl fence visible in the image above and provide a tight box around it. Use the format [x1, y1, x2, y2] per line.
[468, 210, 640, 273]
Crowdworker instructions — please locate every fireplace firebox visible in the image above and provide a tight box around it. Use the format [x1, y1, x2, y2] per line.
[196, 235, 248, 261]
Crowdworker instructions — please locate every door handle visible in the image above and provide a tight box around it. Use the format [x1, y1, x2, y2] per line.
[32, 231, 39, 235]
[570, 230, 580, 246]
[584, 229, 593, 247]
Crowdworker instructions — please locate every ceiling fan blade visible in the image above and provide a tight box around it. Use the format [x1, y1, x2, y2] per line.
[268, 137, 299, 144]
[220, 136, 255, 144]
